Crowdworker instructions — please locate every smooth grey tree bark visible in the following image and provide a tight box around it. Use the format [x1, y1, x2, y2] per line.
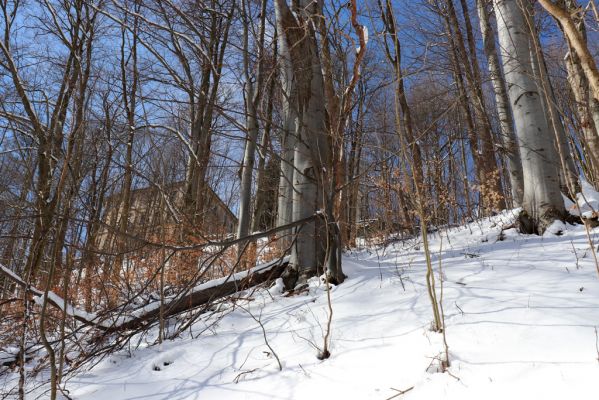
[274, 0, 343, 288]
[276, 127, 295, 250]
[526, 16, 579, 196]
[476, 0, 524, 206]
[494, 0, 565, 233]
[275, 7, 297, 256]
[275, 0, 320, 289]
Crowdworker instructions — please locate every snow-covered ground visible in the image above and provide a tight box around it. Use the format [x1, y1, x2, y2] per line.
[7, 210, 599, 399]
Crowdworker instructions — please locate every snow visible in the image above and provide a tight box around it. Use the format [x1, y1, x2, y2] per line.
[111, 257, 289, 324]
[0, 264, 27, 287]
[8, 211, 599, 399]
[30, 290, 127, 329]
[568, 178, 599, 218]
[543, 219, 566, 236]
[1, 263, 120, 328]
[0, 348, 18, 365]
[91, 257, 288, 329]
[268, 277, 285, 296]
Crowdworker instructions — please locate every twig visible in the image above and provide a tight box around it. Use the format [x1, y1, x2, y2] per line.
[233, 368, 258, 383]
[298, 363, 310, 377]
[446, 370, 461, 381]
[318, 275, 333, 360]
[239, 305, 282, 371]
[385, 386, 414, 399]
[439, 234, 450, 370]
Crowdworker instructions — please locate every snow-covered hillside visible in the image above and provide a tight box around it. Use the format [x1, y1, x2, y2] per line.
[10, 210, 599, 399]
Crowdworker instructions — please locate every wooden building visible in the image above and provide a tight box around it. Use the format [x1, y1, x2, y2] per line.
[97, 181, 237, 250]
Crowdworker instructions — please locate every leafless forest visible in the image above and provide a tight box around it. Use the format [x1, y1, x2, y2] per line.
[1, 0, 599, 398]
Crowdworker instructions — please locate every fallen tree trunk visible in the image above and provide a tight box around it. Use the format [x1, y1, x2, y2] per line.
[101, 257, 288, 333]
[1, 214, 322, 335]
[1, 258, 288, 334]
[0, 264, 107, 327]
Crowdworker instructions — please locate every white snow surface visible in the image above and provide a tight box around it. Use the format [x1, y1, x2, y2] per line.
[16, 211, 599, 399]
[568, 178, 599, 218]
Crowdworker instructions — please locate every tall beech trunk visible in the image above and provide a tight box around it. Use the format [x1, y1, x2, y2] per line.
[476, 0, 524, 206]
[275, 0, 344, 288]
[275, 0, 322, 288]
[494, 0, 565, 233]
[276, 126, 295, 252]
[525, 13, 580, 196]
[275, 11, 297, 255]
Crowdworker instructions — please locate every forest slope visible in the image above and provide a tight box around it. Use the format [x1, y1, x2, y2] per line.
[19, 211, 599, 399]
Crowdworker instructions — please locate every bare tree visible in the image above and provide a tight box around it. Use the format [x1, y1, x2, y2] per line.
[237, 0, 269, 243]
[538, 0, 599, 103]
[476, 0, 524, 205]
[494, 0, 565, 233]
